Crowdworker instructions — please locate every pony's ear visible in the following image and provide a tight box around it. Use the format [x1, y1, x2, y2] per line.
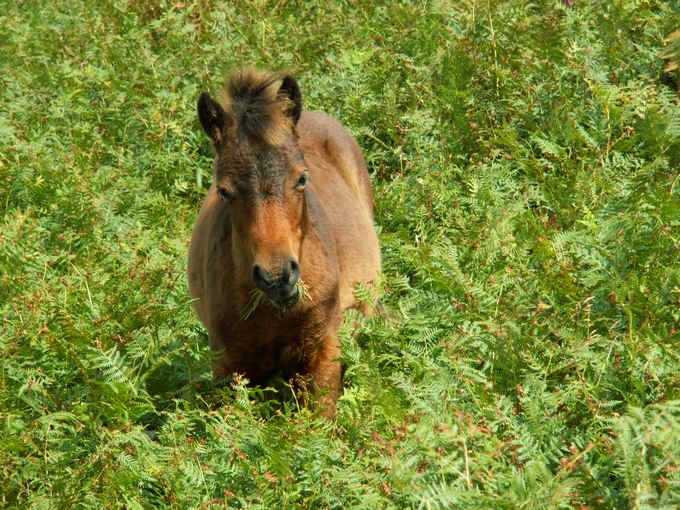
[278, 75, 302, 125]
[197, 92, 228, 148]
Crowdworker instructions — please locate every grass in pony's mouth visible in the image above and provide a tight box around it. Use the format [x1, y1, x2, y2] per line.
[240, 279, 311, 320]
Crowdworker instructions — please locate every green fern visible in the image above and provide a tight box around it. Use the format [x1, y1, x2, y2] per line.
[1, 0, 677, 508]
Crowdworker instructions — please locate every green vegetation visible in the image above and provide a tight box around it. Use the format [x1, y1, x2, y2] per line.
[1, 1, 678, 508]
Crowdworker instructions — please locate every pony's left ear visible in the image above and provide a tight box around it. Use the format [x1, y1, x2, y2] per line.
[278, 75, 302, 125]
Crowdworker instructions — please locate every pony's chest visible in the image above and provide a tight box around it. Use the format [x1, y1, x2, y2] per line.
[223, 309, 325, 360]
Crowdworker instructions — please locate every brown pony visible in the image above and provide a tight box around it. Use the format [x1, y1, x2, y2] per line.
[188, 70, 380, 415]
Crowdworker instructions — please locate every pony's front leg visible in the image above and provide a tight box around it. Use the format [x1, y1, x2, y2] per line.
[304, 335, 343, 418]
[211, 353, 235, 383]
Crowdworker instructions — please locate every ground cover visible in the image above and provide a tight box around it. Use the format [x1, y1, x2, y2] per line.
[1, 1, 678, 508]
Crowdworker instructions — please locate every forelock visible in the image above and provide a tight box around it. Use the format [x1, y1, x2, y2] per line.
[220, 69, 294, 147]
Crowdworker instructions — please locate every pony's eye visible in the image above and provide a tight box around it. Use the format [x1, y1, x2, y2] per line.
[217, 188, 235, 202]
[294, 171, 309, 190]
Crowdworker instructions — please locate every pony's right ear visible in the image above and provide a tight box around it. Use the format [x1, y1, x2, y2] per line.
[197, 92, 228, 148]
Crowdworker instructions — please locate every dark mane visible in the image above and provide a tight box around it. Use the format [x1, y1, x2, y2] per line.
[222, 69, 293, 146]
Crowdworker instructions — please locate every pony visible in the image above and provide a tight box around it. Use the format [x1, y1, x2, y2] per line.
[188, 70, 380, 416]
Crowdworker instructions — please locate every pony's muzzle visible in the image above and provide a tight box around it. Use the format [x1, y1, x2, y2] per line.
[252, 257, 300, 304]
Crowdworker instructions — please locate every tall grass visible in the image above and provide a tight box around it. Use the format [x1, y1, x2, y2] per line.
[1, 1, 678, 508]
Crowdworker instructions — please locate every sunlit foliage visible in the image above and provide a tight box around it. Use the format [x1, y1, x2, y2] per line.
[1, 1, 678, 508]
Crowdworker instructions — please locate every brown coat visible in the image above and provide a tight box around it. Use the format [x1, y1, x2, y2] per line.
[188, 71, 380, 415]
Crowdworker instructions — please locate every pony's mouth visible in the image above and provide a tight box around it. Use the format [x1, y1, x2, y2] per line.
[241, 282, 305, 321]
[269, 286, 300, 312]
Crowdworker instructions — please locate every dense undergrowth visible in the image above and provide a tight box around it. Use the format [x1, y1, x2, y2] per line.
[1, 1, 678, 508]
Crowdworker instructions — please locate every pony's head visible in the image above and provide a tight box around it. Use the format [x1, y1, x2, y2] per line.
[197, 70, 307, 310]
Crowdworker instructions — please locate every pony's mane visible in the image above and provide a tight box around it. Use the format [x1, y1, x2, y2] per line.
[221, 69, 294, 147]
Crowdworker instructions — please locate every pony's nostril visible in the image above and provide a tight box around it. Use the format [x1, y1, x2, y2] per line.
[287, 258, 301, 286]
[252, 264, 273, 290]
